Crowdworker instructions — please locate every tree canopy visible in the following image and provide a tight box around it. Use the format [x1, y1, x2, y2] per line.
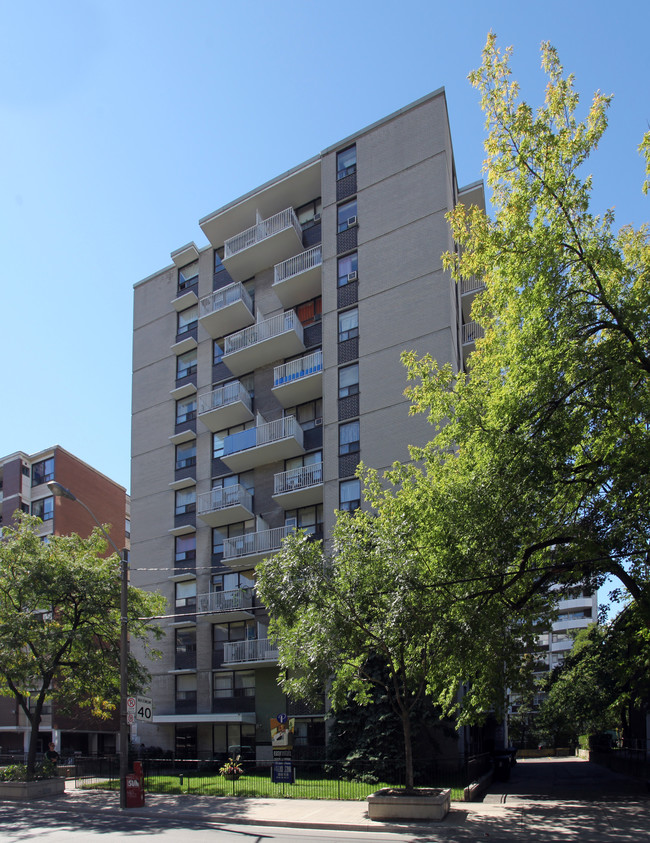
[401, 34, 650, 630]
[0, 514, 165, 776]
[259, 33, 650, 766]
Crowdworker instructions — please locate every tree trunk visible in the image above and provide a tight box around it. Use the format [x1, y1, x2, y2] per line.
[25, 711, 42, 779]
[401, 709, 414, 791]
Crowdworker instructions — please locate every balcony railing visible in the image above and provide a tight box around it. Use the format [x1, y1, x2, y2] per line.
[199, 282, 253, 319]
[223, 637, 278, 664]
[273, 351, 322, 387]
[224, 416, 303, 457]
[274, 245, 322, 284]
[197, 485, 253, 518]
[224, 208, 302, 260]
[198, 382, 252, 417]
[224, 311, 303, 356]
[223, 524, 293, 562]
[462, 321, 484, 344]
[274, 462, 323, 496]
[460, 276, 486, 296]
[197, 587, 253, 614]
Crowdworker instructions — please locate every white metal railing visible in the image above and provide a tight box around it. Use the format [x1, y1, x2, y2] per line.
[197, 484, 253, 517]
[199, 282, 253, 319]
[462, 321, 484, 344]
[223, 637, 278, 664]
[224, 311, 303, 356]
[273, 350, 322, 387]
[274, 245, 322, 284]
[197, 587, 253, 614]
[223, 524, 293, 561]
[224, 416, 303, 457]
[224, 208, 302, 260]
[274, 462, 323, 496]
[198, 381, 252, 417]
[460, 276, 486, 296]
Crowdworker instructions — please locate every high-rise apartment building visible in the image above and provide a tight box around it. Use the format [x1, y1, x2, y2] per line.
[0, 445, 129, 757]
[130, 89, 486, 760]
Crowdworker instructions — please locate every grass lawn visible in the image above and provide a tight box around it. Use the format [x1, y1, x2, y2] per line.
[81, 773, 464, 802]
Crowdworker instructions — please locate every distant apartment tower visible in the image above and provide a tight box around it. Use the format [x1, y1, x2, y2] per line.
[0, 445, 129, 757]
[130, 89, 486, 760]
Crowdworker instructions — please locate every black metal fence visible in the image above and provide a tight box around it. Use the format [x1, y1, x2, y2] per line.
[74, 753, 492, 800]
[590, 748, 650, 782]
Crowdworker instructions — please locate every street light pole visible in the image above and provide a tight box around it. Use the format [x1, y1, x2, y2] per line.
[47, 481, 129, 810]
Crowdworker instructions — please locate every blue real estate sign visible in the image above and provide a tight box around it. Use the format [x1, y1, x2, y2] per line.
[272, 752, 294, 784]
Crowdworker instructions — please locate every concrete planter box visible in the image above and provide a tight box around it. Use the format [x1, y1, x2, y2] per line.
[367, 787, 450, 821]
[0, 778, 65, 801]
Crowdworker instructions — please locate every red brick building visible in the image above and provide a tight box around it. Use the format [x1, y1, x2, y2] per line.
[0, 446, 129, 759]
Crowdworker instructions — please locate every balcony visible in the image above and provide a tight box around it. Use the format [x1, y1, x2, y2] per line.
[223, 637, 279, 666]
[222, 416, 304, 473]
[197, 484, 254, 527]
[223, 524, 293, 569]
[462, 320, 484, 366]
[197, 587, 254, 621]
[199, 282, 255, 339]
[272, 245, 322, 308]
[198, 381, 254, 432]
[223, 208, 303, 282]
[272, 350, 322, 408]
[223, 311, 305, 376]
[273, 462, 323, 508]
[460, 275, 486, 322]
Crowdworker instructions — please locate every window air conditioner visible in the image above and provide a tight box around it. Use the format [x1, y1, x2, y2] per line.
[314, 418, 323, 426]
[313, 213, 321, 222]
[347, 216, 357, 227]
[347, 271, 358, 282]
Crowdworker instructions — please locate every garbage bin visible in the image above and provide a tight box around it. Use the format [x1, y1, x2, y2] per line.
[125, 771, 145, 808]
[493, 753, 511, 782]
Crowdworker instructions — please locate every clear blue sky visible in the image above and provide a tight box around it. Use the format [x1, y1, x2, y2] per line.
[1, 0, 648, 493]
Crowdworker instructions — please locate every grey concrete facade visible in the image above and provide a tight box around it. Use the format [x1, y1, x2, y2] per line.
[130, 89, 484, 760]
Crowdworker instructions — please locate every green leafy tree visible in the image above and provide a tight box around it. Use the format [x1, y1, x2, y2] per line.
[399, 34, 650, 645]
[538, 611, 650, 746]
[256, 490, 472, 791]
[0, 514, 165, 778]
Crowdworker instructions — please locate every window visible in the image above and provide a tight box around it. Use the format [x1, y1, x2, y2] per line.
[339, 420, 360, 455]
[32, 497, 54, 521]
[176, 673, 197, 701]
[176, 395, 196, 424]
[213, 431, 226, 459]
[286, 399, 322, 431]
[337, 253, 358, 287]
[177, 305, 198, 336]
[31, 458, 54, 486]
[212, 571, 254, 593]
[175, 534, 196, 563]
[175, 487, 196, 516]
[178, 261, 198, 291]
[125, 519, 131, 539]
[176, 440, 196, 469]
[295, 296, 322, 327]
[176, 349, 197, 379]
[175, 579, 196, 609]
[338, 308, 358, 342]
[285, 504, 323, 536]
[213, 521, 255, 556]
[175, 628, 196, 654]
[339, 479, 360, 512]
[339, 363, 359, 398]
[213, 341, 223, 366]
[295, 198, 322, 229]
[213, 670, 255, 699]
[214, 248, 225, 274]
[337, 145, 356, 179]
[337, 200, 357, 233]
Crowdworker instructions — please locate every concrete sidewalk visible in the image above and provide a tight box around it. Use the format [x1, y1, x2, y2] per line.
[47, 757, 650, 840]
